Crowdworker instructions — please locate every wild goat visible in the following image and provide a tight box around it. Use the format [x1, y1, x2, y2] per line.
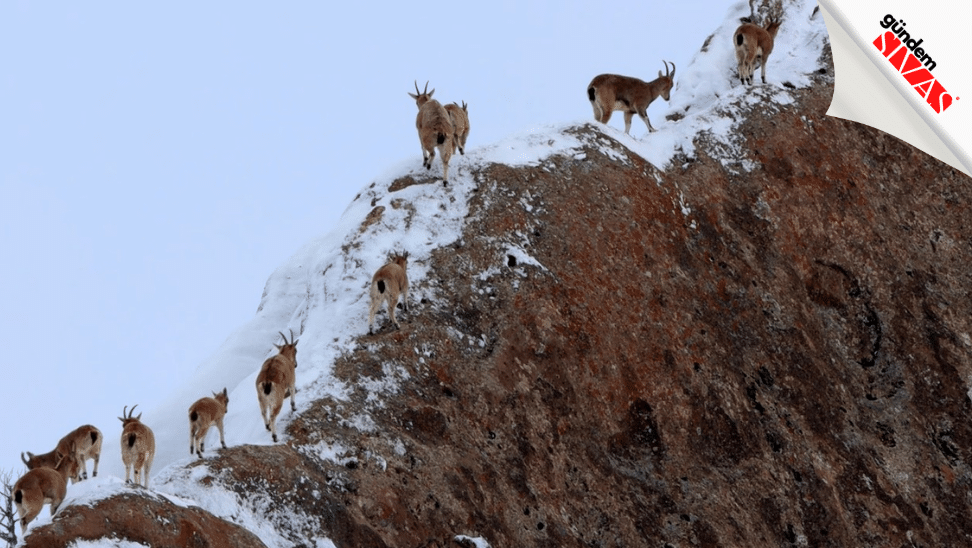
[118, 405, 155, 488]
[408, 81, 454, 184]
[256, 330, 298, 443]
[734, 16, 782, 85]
[444, 101, 470, 156]
[188, 388, 229, 458]
[21, 424, 102, 482]
[12, 444, 80, 534]
[368, 252, 409, 334]
[587, 62, 676, 134]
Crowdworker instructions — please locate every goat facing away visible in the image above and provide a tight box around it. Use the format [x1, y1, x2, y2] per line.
[444, 101, 470, 156]
[734, 16, 782, 85]
[587, 61, 676, 134]
[21, 424, 102, 482]
[368, 252, 410, 334]
[12, 445, 80, 534]
[119, 405, 155, 488]
[408, 81, 454, 184]
[189, 388, 229, 458]
[256, 330, 298, 443]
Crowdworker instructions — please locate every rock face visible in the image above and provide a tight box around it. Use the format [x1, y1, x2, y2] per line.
[21, 489, 267, 548]
[294, 59, 972, 546]
[21, 34, 972, 548]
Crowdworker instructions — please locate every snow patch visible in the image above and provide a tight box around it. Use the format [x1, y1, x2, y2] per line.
[68, 541, 151, 548]
[506, 246, 546, 271]
[154, 464, 309, 548]
[455, 535, 492, 548]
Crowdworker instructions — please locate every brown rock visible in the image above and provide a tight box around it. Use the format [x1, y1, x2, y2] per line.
[23, 34, 972, 548]
[288, 46, 972, 547]
[22, 489, 267, 548]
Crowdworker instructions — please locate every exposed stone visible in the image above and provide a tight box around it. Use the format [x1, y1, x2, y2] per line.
[289, 50, 972, 547]
[22, 35, 972, 548]
[22, 490, 267, 548]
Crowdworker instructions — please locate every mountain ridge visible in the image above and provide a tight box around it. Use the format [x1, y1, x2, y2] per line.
[18, 1, 972, 546]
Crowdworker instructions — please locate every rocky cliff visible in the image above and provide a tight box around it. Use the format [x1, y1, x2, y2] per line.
[20, 10, 972, 548]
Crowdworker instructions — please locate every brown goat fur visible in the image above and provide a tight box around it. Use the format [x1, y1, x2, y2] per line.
[587, 62, 676, 134]
[368, 253, 410, 334]
[444, 101, 470, 156]
[255, 331, 298, 443]
[189, 388, 229, 458]
[13, 445, 80, 534]
[118, 405, 155, 488]
[409, 81, 455, 184]
[21, 424, 102, 482]
[734, 16, 782, 85]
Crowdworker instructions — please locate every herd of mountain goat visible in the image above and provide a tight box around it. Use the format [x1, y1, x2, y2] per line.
[7, 4, 785, 537]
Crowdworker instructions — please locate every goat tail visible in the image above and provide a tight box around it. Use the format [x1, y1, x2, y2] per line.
[587, 87, 596, 102]
[91, 430, 99, 444]
[377, 279, 386, 294]
[190, 410, 199, 422]
[128, 433, 137, 448]
[735, 32, 745, 46]
[262, 382, 273, 395]
[14, 489, 23, 504]
[437, 132, 446, 145]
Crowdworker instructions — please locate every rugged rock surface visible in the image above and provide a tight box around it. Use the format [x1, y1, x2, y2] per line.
[295, 55, 972, 547]
[21, 488, 267, 548]
[22, 26, 972, 548]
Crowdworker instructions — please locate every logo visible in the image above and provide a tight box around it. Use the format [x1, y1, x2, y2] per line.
[874, 14, 957, 114]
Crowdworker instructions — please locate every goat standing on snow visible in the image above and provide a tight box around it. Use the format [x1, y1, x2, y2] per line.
[587, 61, 675, 134]
[21, 424, 102, 482]
[119, 405, 155, 488]
[408, 81, 454, 184]
[444, 101, 470, 156]
[734, 16, 782, 85]
[12, 445, 80, 534]
[368, 252, 409, 334]
[189, 388, 229, 458]
[256, 330, 298, 443]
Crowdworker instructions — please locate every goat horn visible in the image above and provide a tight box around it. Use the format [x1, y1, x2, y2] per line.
[414, 80, 421, 95]
[21, 452, 28, 465]
[278, 331, 287, 345]
[423, 80, 429, 94]
[129, 404, 138, 419]
[289, 328, 295, 345]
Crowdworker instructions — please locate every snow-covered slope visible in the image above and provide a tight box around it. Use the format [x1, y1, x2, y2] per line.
[624, 0, 829, 171]
[20, 2, 830, 546]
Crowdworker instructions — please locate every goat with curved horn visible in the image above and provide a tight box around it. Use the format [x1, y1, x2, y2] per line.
[445, 100, 470, 156]
[587, 60, 676, 134]
[369, 252, 410, 334]
[12, 445, 80, 534]
[21, 425, 102, 482]
[408, 80, 454, 184]
[118, 404, 155, 487]
[189, 387, 229, 458]
[734, 15, 782, 85]
[256, 330, 299, 442]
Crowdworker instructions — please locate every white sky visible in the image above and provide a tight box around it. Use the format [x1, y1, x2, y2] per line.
[0, 1, 734, 479]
